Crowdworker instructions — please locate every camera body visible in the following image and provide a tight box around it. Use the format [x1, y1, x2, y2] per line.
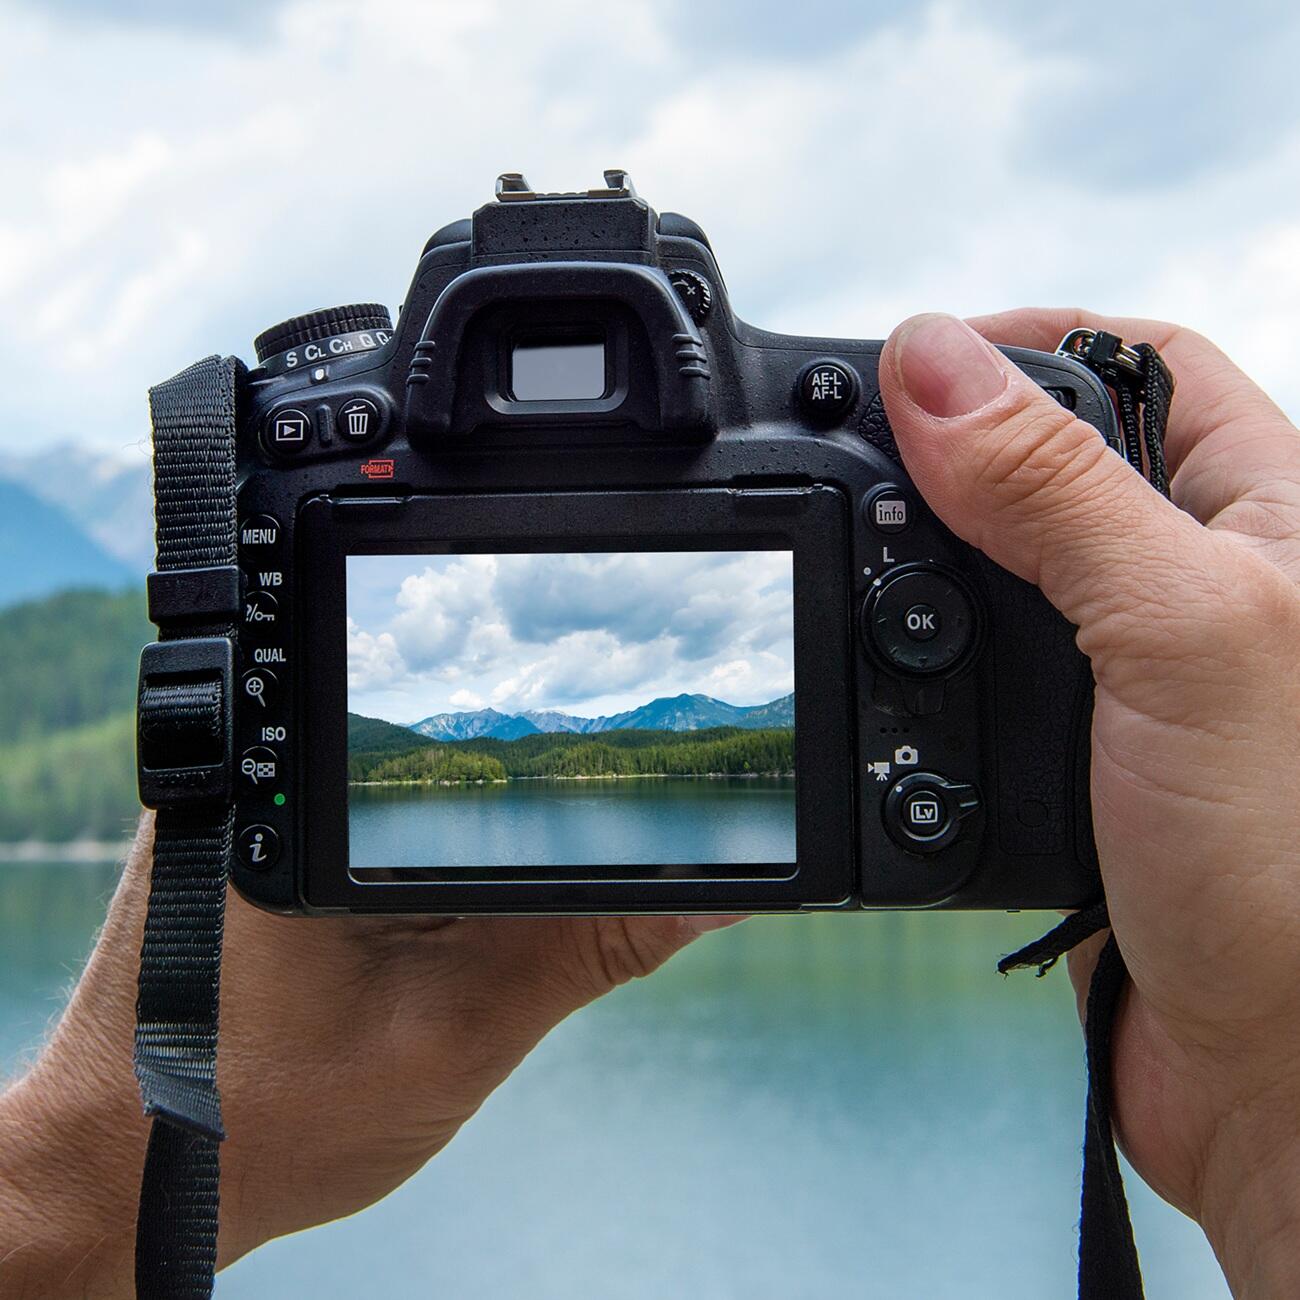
[216, 172, 1117, 916]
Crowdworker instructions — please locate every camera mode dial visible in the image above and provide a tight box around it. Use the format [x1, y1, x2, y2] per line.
[253, 303, 394, 369]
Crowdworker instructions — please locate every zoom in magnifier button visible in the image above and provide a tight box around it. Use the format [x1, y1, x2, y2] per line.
[241, 667, 279, 709]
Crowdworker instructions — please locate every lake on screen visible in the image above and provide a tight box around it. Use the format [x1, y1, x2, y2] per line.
[348, 776, 796, 868]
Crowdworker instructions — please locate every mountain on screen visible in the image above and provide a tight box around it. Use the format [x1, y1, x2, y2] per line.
[407, 692, 793, 741]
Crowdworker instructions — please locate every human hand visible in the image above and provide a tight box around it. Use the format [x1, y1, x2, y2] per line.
[0, 813, 739, 1295]
[880, 310, 1300, 1298]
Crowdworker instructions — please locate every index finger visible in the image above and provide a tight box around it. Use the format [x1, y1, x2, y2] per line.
[966, 307, 1299, 525]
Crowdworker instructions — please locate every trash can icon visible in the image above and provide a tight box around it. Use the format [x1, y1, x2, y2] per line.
[343, 403, 370, 439]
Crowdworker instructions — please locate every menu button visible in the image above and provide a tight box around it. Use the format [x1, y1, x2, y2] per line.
[239, 515, 281, 548]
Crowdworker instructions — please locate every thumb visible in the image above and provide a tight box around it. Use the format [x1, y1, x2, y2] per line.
[879, 313, 1206, 641]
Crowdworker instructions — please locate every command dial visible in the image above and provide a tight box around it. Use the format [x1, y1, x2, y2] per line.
[253, 303, 394, 370]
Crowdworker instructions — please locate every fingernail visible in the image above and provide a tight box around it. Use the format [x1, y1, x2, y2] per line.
[682, 914, 748, 937]
[894, 313, 1009, 418]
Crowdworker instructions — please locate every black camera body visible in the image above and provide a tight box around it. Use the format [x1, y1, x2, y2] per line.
[200, 172, 1118, 917]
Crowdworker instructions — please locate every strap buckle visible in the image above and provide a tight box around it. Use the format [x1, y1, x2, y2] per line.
[1057, 327, 1145, 384]
[136, 637, 234, 808]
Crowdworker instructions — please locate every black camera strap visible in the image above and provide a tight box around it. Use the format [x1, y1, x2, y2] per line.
[134, 354, 243, 1298]
[128, 337, 1172, 1300]
[1000, 330, 1176, 1300]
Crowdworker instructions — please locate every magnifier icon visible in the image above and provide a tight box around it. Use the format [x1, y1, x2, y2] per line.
[245, 675, 265, 706]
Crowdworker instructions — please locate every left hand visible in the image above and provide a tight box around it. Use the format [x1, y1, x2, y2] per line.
[0, 812, 739, 1296]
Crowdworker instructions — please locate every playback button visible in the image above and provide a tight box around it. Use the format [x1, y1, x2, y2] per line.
[264, 407, 312, 454]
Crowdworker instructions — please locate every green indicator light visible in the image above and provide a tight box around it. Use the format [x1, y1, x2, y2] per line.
[273, 792, 286, 807]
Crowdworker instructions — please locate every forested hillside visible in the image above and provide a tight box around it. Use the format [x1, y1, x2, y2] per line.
[0, 589, 147, 841]
[349, 722, 795, 783]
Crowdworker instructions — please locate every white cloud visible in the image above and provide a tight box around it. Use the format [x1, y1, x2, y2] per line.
[345, 616, 405, 689]
[2, 0, 1299, 454]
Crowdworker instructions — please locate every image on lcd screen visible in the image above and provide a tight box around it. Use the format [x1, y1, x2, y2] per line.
[346, 551, 795, 870]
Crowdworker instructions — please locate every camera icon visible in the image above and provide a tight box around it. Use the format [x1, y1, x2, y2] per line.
[894, 745, 919, 766]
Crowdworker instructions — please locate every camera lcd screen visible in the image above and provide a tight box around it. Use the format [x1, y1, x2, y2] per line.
[345, 550, 796, 872]
[510, 338, 607, 400]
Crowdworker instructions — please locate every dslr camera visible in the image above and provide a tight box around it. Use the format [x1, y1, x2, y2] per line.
[151, 171, 1125, 916]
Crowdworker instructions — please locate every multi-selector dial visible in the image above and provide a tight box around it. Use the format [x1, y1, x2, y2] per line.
[861, 564, 978, 677]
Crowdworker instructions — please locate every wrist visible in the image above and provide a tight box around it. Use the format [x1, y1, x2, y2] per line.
[1197, 1092, 1300, 1297]
[0, 1061, 144, 1297]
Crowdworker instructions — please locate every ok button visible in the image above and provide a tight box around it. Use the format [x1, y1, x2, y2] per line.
[903, 604, 939, 641]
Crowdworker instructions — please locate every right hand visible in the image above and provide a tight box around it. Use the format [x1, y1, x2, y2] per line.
[879, 309, 1300, 1298]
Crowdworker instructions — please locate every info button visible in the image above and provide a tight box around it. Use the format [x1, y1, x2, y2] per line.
[863, 486, 911, 534]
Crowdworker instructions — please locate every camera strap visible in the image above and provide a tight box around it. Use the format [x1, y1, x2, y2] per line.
[134, 354, 243, 1298]
[1000, 329, 1176, 1300]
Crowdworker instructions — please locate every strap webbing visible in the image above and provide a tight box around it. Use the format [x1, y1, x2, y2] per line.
[134, 354, 241, 1298]
[1003, 332, 1176, 1300]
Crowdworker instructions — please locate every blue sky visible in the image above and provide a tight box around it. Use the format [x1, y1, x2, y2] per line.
[346, 551, 795, 723]
[2, 1, 1299, 463]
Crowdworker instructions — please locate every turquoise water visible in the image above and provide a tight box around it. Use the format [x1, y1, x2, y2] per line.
[349, 776, 798, 868]
[1, 864, 1227, 1297]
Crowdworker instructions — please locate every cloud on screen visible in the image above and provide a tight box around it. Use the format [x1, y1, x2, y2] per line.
[346, 551, 794, 721]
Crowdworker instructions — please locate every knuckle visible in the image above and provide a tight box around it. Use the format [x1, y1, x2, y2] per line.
[966, 395, 1107, 521]
[568, 916, 682, 992]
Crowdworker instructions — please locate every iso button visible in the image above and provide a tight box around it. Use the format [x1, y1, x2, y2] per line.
[240, 745, 280, 790]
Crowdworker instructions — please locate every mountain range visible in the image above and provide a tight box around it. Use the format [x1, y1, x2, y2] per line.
[407, 692, 794, 741]
[0, 480, 135, 608]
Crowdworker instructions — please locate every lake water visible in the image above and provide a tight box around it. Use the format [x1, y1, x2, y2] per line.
[1, 863, 1228, 1298]
[349, 777, 797, 868]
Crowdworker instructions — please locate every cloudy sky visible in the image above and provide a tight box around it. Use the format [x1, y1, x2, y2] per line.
[3, 1, 1300, 464]
[347, 550, 794, 723]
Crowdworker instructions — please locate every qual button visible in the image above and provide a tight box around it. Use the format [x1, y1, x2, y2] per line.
[241, 667, 278, 710]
